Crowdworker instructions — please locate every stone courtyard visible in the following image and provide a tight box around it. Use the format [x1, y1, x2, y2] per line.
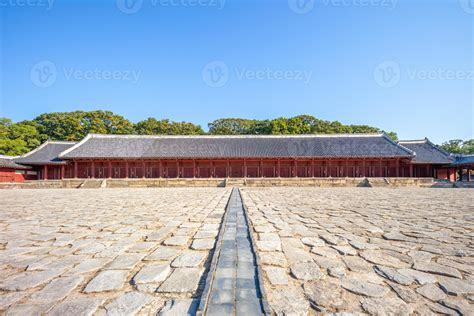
[0, 188, 231, 315]
[241, 187, 473, 315]
[0, 187, 472, 315]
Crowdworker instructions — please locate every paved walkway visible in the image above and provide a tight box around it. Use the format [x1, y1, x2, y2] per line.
[1, 187, 472, 315]
[199, 188, 266, 316]
[241, 187, 474, 315]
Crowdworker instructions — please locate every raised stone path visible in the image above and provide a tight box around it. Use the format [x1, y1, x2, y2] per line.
[198, 188, 268, 315]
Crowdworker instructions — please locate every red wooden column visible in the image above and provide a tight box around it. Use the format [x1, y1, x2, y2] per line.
[396, 159, 400, 177]
[61, 165, 65, 179]
[226, 159, 230, 178]
[43, 165, 48, 180]
[159, 160, 162, 178]
[142, 160, 146, 178]
[259, 159, 263, 178]
[328, 160, 331, 177]
[409, 164, 413, 178]
[193, 160, 196, 178]
[362, 159, 366, 177]
[467, 169, 471, 182]
[125, 161, 129, 178]
[244, 159, 247, 178]
[91, 161, 95, 179]
[311, 159, 315, 177]
[176, 160, 179, 178]
[210, 160, 214, 178]
[277, 159, 280, 177]
[74, 161, 78, 179]
[345, 159, 349, 177]
[294, 160, 297, 177]
[108, 161, 112, 178]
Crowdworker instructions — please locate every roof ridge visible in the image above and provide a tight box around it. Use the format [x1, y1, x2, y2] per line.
[86, 133, 385, 139]
[47, 140, 77, 144]
[398, 139, 428, 144]
[382, 133, 415, 156]
[422, 138, 452, 158]
[58, 134, 92, 158]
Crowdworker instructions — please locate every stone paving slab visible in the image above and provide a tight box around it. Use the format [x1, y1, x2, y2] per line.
[0, 188, 231, 315]
[241, 187, 474, 315]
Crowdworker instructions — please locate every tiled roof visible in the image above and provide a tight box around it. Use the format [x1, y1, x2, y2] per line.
[15, 141, 76, 165]
[59, 133, 415, 159]
[0, 155, 30, 169]
[398, 139, 453, 164]
[450, 154, 474, 167]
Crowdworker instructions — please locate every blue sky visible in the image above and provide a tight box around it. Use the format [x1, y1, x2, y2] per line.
[0, 0, 472, 143]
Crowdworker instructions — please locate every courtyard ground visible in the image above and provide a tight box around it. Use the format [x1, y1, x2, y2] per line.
[0, 187, 472, 315]
[241, 187, 473, 315]
[0, 188, 231, 315]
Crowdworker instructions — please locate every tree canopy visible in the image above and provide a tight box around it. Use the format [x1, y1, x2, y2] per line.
[135, 118, 204, 135]
[207, 115, 397, 139]
[1, 111, 470, 156]
[439, 139, 474, 155]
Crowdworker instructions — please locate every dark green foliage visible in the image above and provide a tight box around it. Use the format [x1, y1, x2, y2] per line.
[6, 111, 469, 157]
[135, 118, 204, 135]
[440, 139, 474, 154]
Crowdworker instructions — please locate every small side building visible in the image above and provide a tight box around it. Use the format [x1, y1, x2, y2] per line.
[0, 155, 30, 182]
[449, 155, 474, 182]
[398, 139, 454, 180]
[14, 141, 76, 180]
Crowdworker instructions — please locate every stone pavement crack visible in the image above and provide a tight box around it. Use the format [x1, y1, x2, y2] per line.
[197, 187, 269, 316]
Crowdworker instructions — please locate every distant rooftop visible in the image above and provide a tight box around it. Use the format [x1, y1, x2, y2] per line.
[15, 141, 76, 165]
[0, 156, 30, 169]
[398, 139, 453, 164]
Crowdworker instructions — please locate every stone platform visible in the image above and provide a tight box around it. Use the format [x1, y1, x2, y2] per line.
[0, 177, 438, 190]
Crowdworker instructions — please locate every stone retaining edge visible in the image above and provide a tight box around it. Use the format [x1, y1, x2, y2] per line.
[196, 187, 234, 315]
[0, 177, 444, 189]
[238, 188, 272, 316]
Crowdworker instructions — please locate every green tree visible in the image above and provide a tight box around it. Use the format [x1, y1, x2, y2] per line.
[440, 139, 474, 154]
[270, 115, 317, 134]
[0, 118, 41, 155]
[34, 111, 134, 141]
[208, 118, 258, 135]
[135, 118, 204, 135]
